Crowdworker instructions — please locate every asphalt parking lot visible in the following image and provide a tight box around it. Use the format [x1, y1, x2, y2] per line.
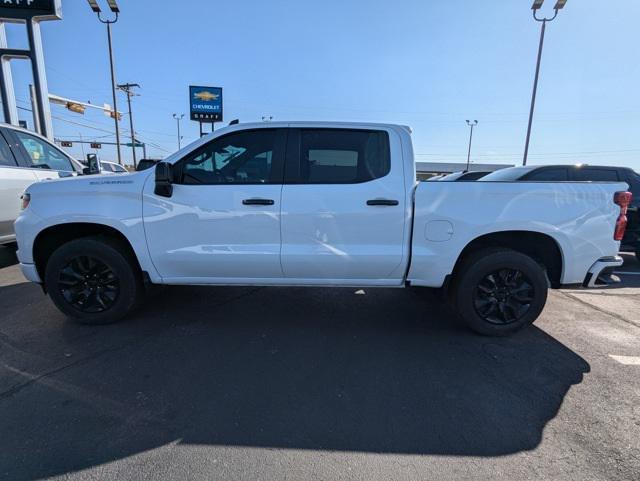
[0, 245, 639, 481]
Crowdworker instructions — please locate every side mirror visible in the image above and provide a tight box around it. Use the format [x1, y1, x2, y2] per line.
[154, 162, 174, 198]
[85, 153, 100, 175]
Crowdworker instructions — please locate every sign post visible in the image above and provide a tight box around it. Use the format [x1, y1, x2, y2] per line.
[189, 86, 222, 135]
[0, 0, 61, 140]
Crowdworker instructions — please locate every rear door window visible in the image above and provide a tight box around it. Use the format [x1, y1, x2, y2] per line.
[297, 129, 390, 184]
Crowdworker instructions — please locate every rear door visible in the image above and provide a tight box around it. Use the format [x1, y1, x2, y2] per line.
[0, 128, 37, 242]
[280, 127, 407, 284]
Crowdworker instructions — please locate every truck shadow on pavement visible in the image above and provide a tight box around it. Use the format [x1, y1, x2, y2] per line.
[0, 284, 590, 480]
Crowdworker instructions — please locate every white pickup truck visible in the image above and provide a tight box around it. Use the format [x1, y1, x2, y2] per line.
[14, 122, 631, 335]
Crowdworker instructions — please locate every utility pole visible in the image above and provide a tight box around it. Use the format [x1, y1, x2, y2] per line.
[173, 113, 184, 150]
[117, 82, 140, 168]
[465, 120, 478, 171]
[87, 0, 123, 165]
[523, 0, 568, 166]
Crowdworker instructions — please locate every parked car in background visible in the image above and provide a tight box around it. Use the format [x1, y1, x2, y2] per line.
[424, 174, 446, 181]
[437, 171, 491, 181]
[15, 122, 631, 336]
[100, 161, 128, 174]
[480, 164, 640, 258]
[0, 123, 81, 245]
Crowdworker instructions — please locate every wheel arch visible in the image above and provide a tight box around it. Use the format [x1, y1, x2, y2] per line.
[451, 230, 564, 288]
[33, 222, 143, 284]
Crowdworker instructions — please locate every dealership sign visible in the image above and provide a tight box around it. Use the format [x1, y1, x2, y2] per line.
[189, 86, 222, 122]
[0, 0, 61, 20]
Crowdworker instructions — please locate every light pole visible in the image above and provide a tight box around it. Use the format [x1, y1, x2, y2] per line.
[117, 82, 140, 168]
[87, 0, 123, 165]
[465, 120, 478, 171]
[523, 0, 567, 166]
[173, 114, 184, 149]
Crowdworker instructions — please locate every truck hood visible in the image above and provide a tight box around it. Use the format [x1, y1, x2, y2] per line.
[24, 170, 151, 222]
[26, 170, 148, 194]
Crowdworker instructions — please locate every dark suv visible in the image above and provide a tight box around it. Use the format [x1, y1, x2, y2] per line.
[480, 164, 640, 258]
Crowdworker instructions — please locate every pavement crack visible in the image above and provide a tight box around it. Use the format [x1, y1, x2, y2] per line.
[558, 290, 640, 329]
[0, 286, 265, 402]
[0, 343, 133, 401]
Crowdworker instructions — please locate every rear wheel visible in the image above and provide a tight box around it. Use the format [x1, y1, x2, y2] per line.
[451, 248, 548, 336]
[45, 236, 141, 324]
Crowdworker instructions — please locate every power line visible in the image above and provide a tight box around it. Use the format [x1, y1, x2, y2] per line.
[17, 105, 171, 154]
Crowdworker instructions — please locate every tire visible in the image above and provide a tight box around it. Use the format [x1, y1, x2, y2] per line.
[45, 236, 141, 325]
[451, 248, 548, 336]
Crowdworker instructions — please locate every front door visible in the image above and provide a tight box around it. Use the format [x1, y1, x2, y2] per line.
[280, 127, 407, 284]
[143, 128, 286, 282]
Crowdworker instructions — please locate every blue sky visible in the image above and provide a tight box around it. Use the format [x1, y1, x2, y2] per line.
[4, 0, 640, 170]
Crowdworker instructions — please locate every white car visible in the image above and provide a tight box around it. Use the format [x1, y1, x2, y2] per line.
[100, 161, 128, 174]
[15, 122, 631, 335]
[0, 123, 81, 245]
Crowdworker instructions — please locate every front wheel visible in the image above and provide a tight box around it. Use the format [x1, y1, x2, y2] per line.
[451, 248, 548, 336]
[45, 236, 141, 324]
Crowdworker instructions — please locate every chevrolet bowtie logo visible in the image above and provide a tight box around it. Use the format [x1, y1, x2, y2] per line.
[193, 91, 219, 102]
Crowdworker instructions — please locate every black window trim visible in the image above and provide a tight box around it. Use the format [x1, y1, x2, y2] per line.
[284, 127, 392, 185]
[173, 128, 287, 186]
[0, 127, 19, 168]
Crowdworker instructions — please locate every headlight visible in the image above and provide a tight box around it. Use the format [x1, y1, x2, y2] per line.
[21, 193, 31, 210]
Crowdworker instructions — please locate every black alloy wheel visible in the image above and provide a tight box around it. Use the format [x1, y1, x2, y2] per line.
[58, 255, 120, 313]
[46, 236, 141, 324]
[473, 268, 534, 325]
[451, 247, 548, 336]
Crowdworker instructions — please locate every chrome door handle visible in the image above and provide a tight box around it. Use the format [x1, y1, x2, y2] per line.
[366, 199, 399, 206]
[242, 198, 274, 206]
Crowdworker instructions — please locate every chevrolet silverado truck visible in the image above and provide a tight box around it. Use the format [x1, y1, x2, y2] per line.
[14, 122, 632, 335]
